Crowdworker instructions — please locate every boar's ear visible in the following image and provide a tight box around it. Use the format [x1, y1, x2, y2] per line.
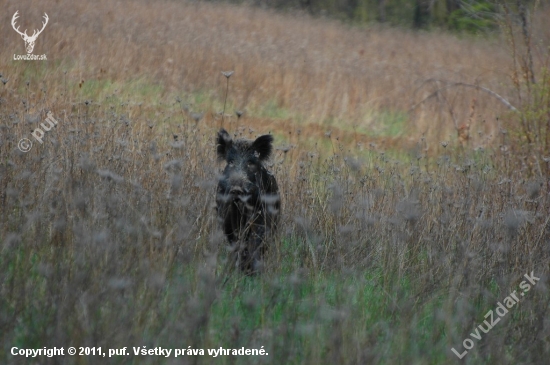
[252, 134, 274, 161]
[217, 129, 232, 160]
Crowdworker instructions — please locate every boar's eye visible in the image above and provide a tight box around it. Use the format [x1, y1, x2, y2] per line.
[228, 159, 235, 166]
[247, 160, 257, 169]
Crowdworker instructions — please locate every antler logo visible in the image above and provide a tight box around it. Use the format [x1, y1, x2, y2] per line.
[11, 11, 49, 54]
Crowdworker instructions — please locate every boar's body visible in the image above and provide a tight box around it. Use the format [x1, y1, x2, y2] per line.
[216, 129, 280, 274]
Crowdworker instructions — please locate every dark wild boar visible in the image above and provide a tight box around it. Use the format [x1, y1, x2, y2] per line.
[216, 129, 280, 274]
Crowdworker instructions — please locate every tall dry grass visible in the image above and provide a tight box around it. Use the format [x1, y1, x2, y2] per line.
[1, 0, 549, 364]
[3, 0, 548, 147]
[1, 77, 549, 363]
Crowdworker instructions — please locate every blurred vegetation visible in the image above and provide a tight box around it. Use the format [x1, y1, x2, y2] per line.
[217, 0, 540, 33]
[1, 0, 550, 363]
[2, 75, 549, 363]
[447, 1, 498, 33]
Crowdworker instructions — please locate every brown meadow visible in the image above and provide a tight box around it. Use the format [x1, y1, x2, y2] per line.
[1, 0, 549, 364]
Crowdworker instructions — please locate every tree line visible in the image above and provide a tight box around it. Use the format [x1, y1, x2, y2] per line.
[213, 0, 537, 33]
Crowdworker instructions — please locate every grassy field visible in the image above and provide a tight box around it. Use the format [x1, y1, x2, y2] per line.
[1, 0, 550, 364]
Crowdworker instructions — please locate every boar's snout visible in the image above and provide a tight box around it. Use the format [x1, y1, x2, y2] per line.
[230, 186, 244, 195]
[226, 172, 253, 195]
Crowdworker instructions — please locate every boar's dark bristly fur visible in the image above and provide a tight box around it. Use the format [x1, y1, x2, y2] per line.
[216, 128, 280, 274]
